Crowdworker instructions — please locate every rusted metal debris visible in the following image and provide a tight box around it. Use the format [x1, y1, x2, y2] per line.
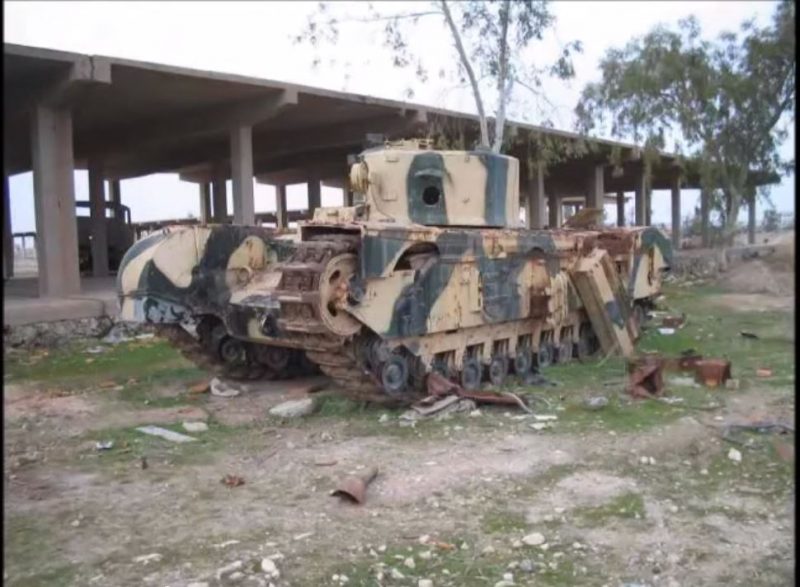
[221, 474, 245, 488]
[661, 314, 686, 328]
[626, 355, 666, 398]
[694, 359, 732, 388]
[756, 367, 773, 378]
[425, 371, 529, 408]
[331, 467, 379, 505]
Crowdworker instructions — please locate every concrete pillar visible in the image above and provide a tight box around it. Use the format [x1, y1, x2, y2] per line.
[307, 176, 321, 218]
[586, 164, 604, 211]
[88, 159, 109, 277]
[212, 175, 228, 223]
[700, 188, 710, 248]
[616, 191, 625, 227]
[31, 105, 81, 297]
[747, 186, 756, 245]
[275, 184, 288, 229]
[645, 187, 652, 226]
[108, 179, 121, 218]
[3, 175, 13, 279]
[634, 167, 647, 226]
[526, 161, 546, 229]
[548, 193, 561, 228]
[230, 125, 255, 225]
[199, 183, 212, 223]
[670, 176, 681, 250]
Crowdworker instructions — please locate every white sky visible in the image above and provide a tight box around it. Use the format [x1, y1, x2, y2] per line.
[4, 0, 795, 234]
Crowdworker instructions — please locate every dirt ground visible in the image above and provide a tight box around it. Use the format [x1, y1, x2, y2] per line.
[3, 248, 795, 587]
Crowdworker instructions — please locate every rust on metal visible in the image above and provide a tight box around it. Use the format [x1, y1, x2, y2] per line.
[626, 354, 666, 398]
[756, 367, 773, 378]
[425, 371, 527, 408]
[661, 314, 686, 328]
[331, 467, 379, 505]
[694, 359, 732, 388]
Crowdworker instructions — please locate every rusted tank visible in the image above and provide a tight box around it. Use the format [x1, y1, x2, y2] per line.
[117, 140, 671, 403]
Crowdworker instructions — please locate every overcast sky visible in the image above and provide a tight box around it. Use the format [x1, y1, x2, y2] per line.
[4, 0, 795, 234]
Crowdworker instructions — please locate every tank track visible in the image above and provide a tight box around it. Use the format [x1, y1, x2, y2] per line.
[153, 321, 310, 383]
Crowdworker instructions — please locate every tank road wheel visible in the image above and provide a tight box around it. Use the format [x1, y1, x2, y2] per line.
[318, 254, 362, 337]
[460, 356, 483, 391]
[536, 343, 554, 369]
[380, 353, 410, 397]
[513, 347, 533, 377]
[219, 337, 248, 366]
[489, 356, 509, 387]
[253, 345, 291, 372]
[557, 338, 573, 364]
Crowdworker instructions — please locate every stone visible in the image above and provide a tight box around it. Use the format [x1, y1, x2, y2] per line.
[482, 545, 496, 555]
[136, 425, 196, 443]
[584, 396, 608, 410]
[216, 561, 244, 581]
[228, 571, 245, 582]
[133, 553, 162, 564]
[522, 533, 546, 546]
[269, 398, 316, 418]
[404, 557, 416, 569]
[519, 559, 536, 573]
[379, 414, 390, 423]
[187, 583, 210, 587]
[260, 558, 280, 578]
[728, 448, 742, 463]
[390, 568, 405, 580]
[183, 421, 209, 433]
[419, 580, 434, 587]
[419, 550, 432, 560]
[503, 572, 514, 582]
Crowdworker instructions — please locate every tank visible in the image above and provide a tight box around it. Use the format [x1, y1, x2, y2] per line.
[217, 140, 670, 402]
[116, 140, 671, 403]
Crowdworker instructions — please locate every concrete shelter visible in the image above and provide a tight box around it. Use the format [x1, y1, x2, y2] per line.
[3, 42, 776, 309]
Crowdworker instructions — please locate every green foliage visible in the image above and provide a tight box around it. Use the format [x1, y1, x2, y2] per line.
[576, 1, 795, 243]
[295, 1, 580, 152]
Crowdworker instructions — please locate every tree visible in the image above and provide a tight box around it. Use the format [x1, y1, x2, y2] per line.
[295, 1, 581, 152]
[575, 1, 795, 244]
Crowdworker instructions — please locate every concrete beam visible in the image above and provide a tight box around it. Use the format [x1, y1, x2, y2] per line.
[31, 105, 81, 297]
[3, 175, 13, 279]
[80, 89, 298, 159]
[275, 184, 287, 229]
[5, 56, 112, 118]
[212, 173, 228, 223]
[525, 160, 546, 229]
[88, 159, 109, 277]
[616, 191, 625, 227]
[105, 111, 426, 180]
[230, 125, 255, 225]
[199, 182, 211, 223]
[670, 175, 681, 250]
[255, 162, 345, 187]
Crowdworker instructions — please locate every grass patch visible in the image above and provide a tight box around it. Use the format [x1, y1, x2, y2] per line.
[572, 492, 646, 527]
[481, 507, 529, 534]
[4, 514, 82, 587]
[4, 339, 195, 389]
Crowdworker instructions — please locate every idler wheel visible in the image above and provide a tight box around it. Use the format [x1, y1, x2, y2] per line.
[488, 356, 508, 386]
[460, 356, 483, 391]
[380, 354, 409, 396]
[557, 339, 573, 364]
[513, 347, 533, 376]
[536, 342, 554, 369]
[319, 254, 362, 336]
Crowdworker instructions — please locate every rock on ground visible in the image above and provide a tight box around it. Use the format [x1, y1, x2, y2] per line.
[269, 398, 316, 418]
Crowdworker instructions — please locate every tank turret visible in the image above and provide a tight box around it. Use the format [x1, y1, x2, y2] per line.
[349, 139, 520, 228]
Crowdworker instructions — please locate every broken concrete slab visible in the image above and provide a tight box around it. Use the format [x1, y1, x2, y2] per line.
[269, 398, 316, 418]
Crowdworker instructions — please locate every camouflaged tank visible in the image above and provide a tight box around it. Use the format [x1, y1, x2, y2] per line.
[213, 140, 671, 403]
[116, 224, 317, 380]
